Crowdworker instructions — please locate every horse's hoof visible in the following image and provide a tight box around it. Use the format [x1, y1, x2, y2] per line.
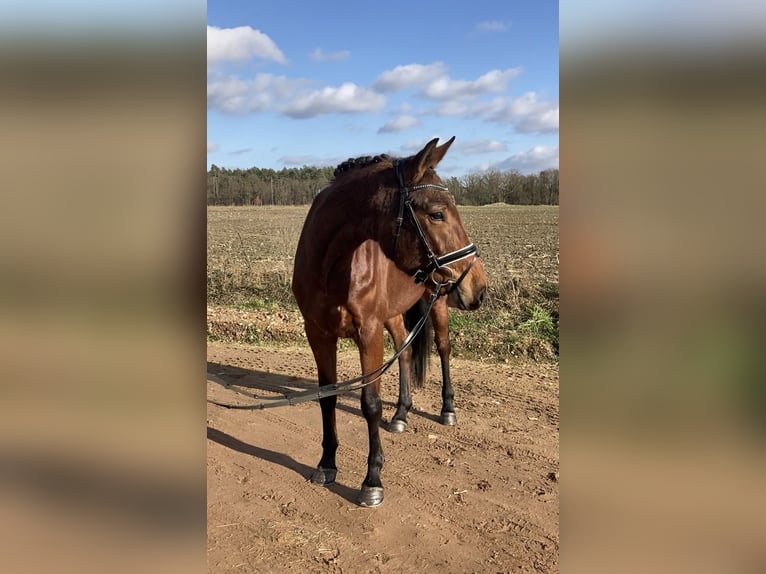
[356, 486, 384, 507]
[311, 466, 337, 485]
[439, 412, 457, 426]
[388, 419, 407, 433]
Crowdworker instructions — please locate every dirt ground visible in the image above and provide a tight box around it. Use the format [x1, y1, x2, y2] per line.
[207, 341, 559, 573]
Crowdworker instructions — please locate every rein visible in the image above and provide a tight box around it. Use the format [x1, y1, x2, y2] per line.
[207, 282, 444, 410]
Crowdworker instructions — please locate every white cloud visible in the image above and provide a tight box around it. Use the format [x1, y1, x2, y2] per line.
[378, 114, 421, 133]
[207, 142, 219, 153]
[207, 74, 308, 115]
[278, 155, 339, 167]
[207, 25, 285, 65]
[229, 148, 252, 156]
[476, 20, 510, 32]
[284, 83, 386, 118]
[208, 74, 385, 118]
[374, 62, 521, 101]
[373, 62, 448, 92]
[490, 145, 559, 174]
[473, 92, 559, 133]
[310, 48, 351, 61]
[517, 107, 559, 133]
[458, 140, 508, 155]
[421, 68, 521, 99]
[206, 50, 553, 137]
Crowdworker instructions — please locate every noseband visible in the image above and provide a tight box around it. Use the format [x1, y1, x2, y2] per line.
[392, 159, 479, 290]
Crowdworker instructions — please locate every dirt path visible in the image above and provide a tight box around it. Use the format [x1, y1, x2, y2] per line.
[207, 341, 559, 573]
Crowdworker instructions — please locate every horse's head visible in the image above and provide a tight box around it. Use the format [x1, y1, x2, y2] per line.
[392, 137, 488, 311]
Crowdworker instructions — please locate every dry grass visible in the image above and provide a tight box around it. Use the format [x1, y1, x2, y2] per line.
[207, 204, 559, 361]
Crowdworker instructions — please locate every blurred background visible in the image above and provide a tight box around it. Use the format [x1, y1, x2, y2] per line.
[561, 1, 766, 572]
[0, 2, 206, 573]
[1, 1, 765, 573]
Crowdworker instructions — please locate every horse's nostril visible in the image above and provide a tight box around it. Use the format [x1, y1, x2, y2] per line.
[478, 286, 486, 305]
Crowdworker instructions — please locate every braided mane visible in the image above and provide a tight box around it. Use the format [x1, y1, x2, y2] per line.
[333, 153, 394, 179]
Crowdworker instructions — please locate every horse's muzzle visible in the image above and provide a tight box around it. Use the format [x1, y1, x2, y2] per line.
[450, 283, 486, 311]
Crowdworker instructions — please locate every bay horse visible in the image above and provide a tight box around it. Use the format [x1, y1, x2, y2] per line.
[292, 137, 488, 507]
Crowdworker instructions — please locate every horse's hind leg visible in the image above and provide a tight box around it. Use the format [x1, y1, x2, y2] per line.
[385, 315, 412, 433]
[306, 323, 339, 485]
[432, 300, 457, 426]
[356, 322, 386, 507]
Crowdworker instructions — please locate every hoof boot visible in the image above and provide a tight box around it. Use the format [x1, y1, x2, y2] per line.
[439, 412, 457, 426]
[357, 486, 384, 507]
[388, 419, 407, 433]
[311, 467, 336, 485]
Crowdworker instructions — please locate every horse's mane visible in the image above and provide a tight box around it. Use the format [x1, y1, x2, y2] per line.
[333, 153, 394, 179]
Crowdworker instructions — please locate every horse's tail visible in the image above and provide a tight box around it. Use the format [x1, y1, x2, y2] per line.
[403, 299, 433, 389]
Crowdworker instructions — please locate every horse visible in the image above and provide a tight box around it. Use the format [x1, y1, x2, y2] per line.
[292, 137, 488, 507]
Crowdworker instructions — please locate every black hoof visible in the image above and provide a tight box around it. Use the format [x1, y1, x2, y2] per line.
[439, 411, 457, 426]
[388, 419, 407, 433]
[311, 466, 337, 485]
[356, 486, 384, 507]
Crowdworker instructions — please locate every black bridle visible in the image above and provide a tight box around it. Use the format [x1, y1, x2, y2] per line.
[392, 159, 479, 289]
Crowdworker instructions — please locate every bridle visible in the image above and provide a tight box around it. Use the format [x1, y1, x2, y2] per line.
[392, 159, 479, 291]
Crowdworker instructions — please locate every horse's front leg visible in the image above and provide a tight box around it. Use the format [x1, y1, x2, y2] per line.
[356, 322, 386, 507]
[431, 299, 457, 426]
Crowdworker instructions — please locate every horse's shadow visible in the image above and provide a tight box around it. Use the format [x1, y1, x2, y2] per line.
[207, 361, 405, 503]
[207, 361, 427, 426]
[207, 360, 318, 394]
[206, 426, 360, 504]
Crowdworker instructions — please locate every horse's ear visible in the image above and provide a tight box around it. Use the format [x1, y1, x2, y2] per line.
[430, 136, 455, 166]
[409, 137, 455, 181]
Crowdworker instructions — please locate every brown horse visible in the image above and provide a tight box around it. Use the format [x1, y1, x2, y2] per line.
[292, 137, 488, 507]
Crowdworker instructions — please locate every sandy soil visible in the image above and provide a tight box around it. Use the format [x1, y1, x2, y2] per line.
[207, 341, 559, 573]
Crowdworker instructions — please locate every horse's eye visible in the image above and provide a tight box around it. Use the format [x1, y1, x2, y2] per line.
[428, 211, 444, 221]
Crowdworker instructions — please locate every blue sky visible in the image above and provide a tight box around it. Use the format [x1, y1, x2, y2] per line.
[207, 0, 558, 177]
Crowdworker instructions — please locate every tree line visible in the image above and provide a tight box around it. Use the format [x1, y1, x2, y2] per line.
[207, 164, 558, 206]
